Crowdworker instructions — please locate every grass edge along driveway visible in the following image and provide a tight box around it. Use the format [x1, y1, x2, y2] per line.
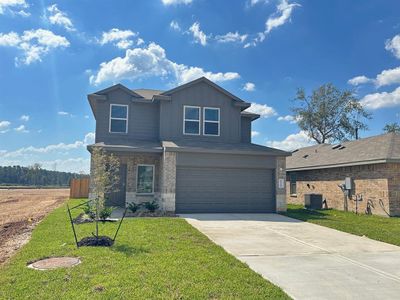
[0, 199, 289, 299]
[283, 204, 400, 247]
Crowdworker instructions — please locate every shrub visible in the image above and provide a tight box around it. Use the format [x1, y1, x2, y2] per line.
[144, 200, 159, 213]
[82, 202, 95, 219]
[128, 202, 141, 213]
[99, 207, 114, 221]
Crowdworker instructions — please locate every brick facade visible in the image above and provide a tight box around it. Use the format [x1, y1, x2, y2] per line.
[89, 151, 178, 211]
[286, 163, 400, 217]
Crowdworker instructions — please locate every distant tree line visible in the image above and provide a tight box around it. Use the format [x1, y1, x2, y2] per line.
[0, 164, 87, 187]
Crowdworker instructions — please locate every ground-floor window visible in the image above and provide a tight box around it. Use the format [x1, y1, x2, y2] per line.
[290, 173, 297, 195]
[136, 164, 154, 194]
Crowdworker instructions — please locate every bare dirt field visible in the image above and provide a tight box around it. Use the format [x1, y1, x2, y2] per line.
[0, 189, 69, 264]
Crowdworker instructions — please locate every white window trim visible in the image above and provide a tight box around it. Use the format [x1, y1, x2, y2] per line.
[203, 107, 220, 136]
[136, 164, 155, 195]
[183, 105, 201, 135]
[109, 104, 128, 134]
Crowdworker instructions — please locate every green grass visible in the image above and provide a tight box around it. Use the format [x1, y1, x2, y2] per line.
[284, 204, 400, 246]
[0, 200, 288, 299]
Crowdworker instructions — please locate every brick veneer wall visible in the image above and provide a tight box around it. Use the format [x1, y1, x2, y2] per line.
[286, 163, 400, 217]
[388, 163, 400, 216]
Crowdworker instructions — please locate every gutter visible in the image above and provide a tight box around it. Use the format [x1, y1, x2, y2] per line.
[286, 159, 390, 172]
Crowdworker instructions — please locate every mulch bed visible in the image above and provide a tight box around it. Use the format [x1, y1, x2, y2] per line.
[77, 236, 114, 247]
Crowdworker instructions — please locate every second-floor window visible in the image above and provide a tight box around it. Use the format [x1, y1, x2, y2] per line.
[203, 107, 220, 136]
[184, 106, 200, 135]
[109, 104, 128, 133]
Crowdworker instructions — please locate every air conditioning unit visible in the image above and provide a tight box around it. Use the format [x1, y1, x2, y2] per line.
[304, 194, 323, 210]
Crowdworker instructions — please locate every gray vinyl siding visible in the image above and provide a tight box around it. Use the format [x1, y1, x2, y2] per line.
[176, 167, 275, 213]
[94, 88, 159, 144]
[160, 81, 242, 143]
[241, 117, 251, 143]
[176, 152, 276, 169]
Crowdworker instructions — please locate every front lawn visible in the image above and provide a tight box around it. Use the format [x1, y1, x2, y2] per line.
[0, 199, 288, 299]
[284, 204, 400, 246]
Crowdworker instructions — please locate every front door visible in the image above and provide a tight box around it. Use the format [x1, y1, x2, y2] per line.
[105, 164, 127, 207]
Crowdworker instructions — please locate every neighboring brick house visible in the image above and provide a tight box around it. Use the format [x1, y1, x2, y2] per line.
[87, 77, 290, 213]
[286, 133, 400, 216]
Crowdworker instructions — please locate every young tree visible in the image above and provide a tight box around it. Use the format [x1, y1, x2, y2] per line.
[383, 122, 400, 133]
[292, 83, 372, 144]
[90, 147, 120, 239]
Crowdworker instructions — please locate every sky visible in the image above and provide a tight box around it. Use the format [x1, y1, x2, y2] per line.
[0, 0, 399, 173]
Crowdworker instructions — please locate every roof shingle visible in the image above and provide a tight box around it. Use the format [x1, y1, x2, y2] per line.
[286, 132, 400, 171]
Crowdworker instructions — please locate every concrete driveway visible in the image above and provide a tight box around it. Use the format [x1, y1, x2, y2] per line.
[182, 213, 400, 300]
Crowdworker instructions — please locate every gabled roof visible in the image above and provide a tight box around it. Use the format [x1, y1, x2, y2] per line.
[161, 77, 250, 110]
[287, 132, 400, 171]
[133, 89, 164, 100]
[92, 83, 144, 98]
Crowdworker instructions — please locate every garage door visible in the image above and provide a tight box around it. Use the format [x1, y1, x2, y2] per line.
[176, 167, 275, 213]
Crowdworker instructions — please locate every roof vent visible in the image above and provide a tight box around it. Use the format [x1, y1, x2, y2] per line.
[332, 144, 341, 149]
[338, 146, 346, 150]
[292, 149, 299, 153]
[303, 154, 309, 159]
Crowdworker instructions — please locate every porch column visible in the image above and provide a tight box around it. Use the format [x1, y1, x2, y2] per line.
[161, 151, 176, 212]
[275, 156, 287, 212]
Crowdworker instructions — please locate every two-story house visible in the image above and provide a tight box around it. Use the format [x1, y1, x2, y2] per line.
[87, 77, 290, 213]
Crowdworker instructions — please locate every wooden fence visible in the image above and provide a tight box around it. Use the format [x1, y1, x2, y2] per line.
[70, 178, 90, 198]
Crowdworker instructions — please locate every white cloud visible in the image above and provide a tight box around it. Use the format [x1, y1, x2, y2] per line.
[277, 114, 299, 123]
[251, 130, 260, 137]
[247, 102, 277, 118]
[136, 38, 144, 46]
[360, 86, 400, 110]
[58, 111, 75, 117]
[89, 42, 240, 85]
[248, 0, 269, 6]
[242, 82, 255, 91]
[170, 20, 181, 31]
[47, 4, 75, 31]
[0, 120, 11, 133]
[385, 34, 400, 59]
[0, 29, 69, 65]
[266, 0, 299, 34]
[14, 124, 28, 133]
[99, 28, 138, 50]
[348, 75, 373, 86]
[375, 66, 400, 87]
[84, 132, 95, 144]
[0, 0, 29, 16]
[266, 131, 314, 151]
[0, 132, 94, 173]
[348, 67, 400, 87]
[19, 114, 29, 121]
[189, 22, 208, 46]
[215, 31, 248, 43]
[0, 132, 95, 159]
[245, 0, 300, 48]
[161, 0, 193, 5]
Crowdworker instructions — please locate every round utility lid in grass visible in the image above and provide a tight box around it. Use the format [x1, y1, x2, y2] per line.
[27, 257, 81, 270]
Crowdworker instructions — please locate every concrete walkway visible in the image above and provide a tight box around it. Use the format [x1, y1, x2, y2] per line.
[182, 213, 400, 300]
